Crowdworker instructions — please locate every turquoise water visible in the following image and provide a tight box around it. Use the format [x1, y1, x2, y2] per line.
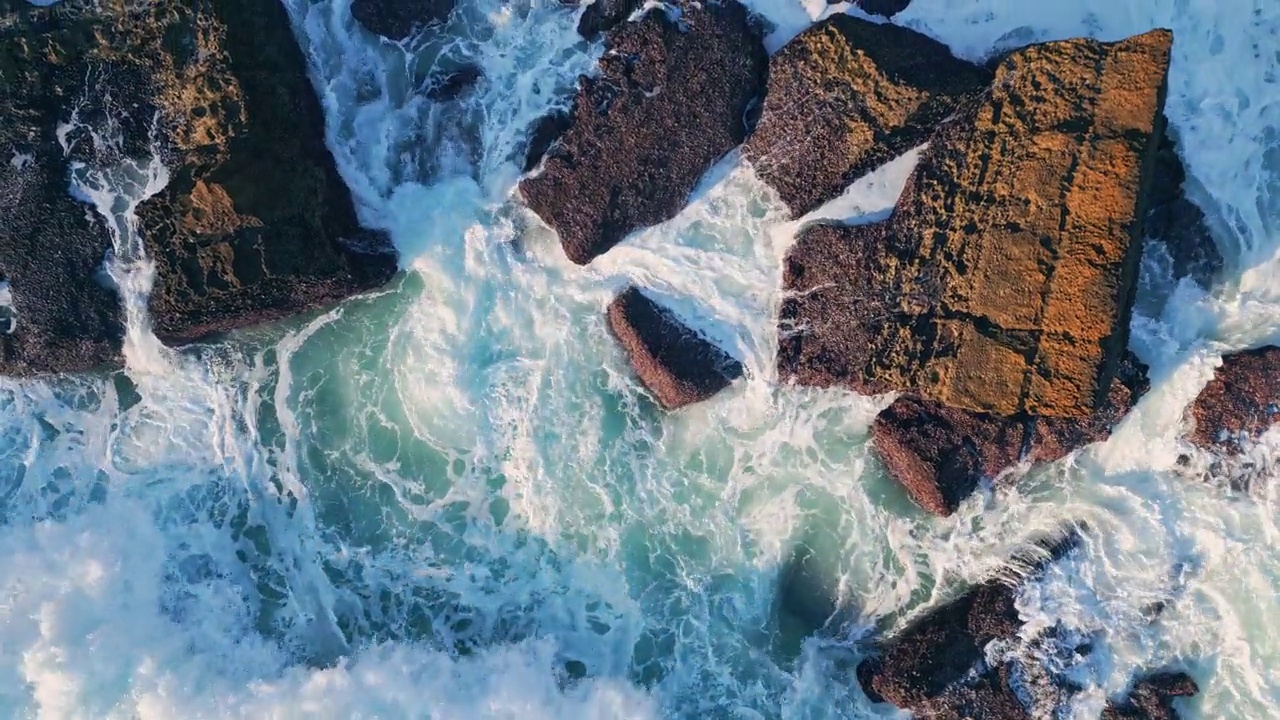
[1, 0, 1280, 717]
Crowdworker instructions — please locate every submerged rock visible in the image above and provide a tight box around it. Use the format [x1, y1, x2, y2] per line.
[606, 287, 742, 410]
[743, 15, 990, 216]
[0, 0, 397, 374]
[1103, 672, 1199, 720]
[426, 65, 483, 102]
[522, 110, 571, 173]
[351, 0, 454, 40]
[519, 1, 766, 265]
[779, 30, 1173, 418]
[1188, 346, 1280, 451]
[873, 352, 1148, 515]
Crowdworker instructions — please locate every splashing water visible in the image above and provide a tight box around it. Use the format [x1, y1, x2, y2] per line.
[1, 0, 1279, 717]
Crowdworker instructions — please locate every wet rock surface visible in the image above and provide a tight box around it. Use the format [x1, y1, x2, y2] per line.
[1188, 346, 1280, 451]
[853, 0, 912, 14]
[0, 0, 397, 373]
[779, 30, 1173, 418]
[576, 0, 643, 39]
[873, 352, 1149, 515]
[743, 15, 990, 216]
[606, 287, 742, 410]
[351, 0, 455, 40]
[519, 1, 766, 265]
[1146, 132, 1222, 286]
[1103, 672, 1199, 720]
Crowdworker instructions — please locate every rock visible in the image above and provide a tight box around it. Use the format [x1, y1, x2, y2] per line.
[576, 0, 644, 40]
[853, 0, 912, 14]
[873, 352, 1147, 515]
[743, 16, 989, 216]
[519, 1, 766, 265]
[777, 543, 838, 634]
[351, 0, 454, 40]
[858, 528, 1085, 718]
[426, 65, 483, 102]
[1188, 346, 1280, 451]
[0, 0, 398, 374]
[606, 287, 742, 410]
[1103, 672, 1199, 720]
[522, 110, 571, 173]
[779, 30, 1173, 418]
[139, 0, 398, 344]
[1146, 131, 1222, 286]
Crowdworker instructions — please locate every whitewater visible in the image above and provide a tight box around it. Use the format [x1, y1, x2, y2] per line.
[1, 0, 1278, 717]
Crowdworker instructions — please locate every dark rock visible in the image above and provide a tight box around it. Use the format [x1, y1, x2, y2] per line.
[872, 353, 1147, 515]
[520, 1, 766, 265]
[606, 287, 742, 410]
[351, 0, 454, 41]
[522, 110, 571, 173]
[1188, 346, 1280, 451]
[854, 0, 911, 15]
[576, 0, 644, 40]
[859, 581, 1029, 718]
[858, 530, 1085, 718]
[1103, 672, 1199, 720]
[1146, 130, 1222, 286]
[743, 15, 989, 216]
[778, 30, 1173, 418]
[425, 65, 483, 102]
[0, 0, 398, 375]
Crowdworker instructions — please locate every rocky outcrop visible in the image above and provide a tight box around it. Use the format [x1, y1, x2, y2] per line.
[522, 110, 571, 173]
[1188, 346, 1280, 451]
[0, 0, 397, 373]
[873, 352, 1148, 515]
[1103, 672, 1199, 720]
[351, 0, 454, 41]
[606, 287, 742, 410]
[743, 16, 990, 216]
[857, 528, 1085, 719]
[519, 1, 766, 265]
[779, 30, 1173, 419]
[425, 65, 483, 102]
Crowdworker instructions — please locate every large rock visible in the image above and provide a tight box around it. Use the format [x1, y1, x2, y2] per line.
[857, 528, 1085, 719]
[743, 15, 990, 216]
[1188, 346, 1280, 451]
[1103, 672, 1199, 720]
[779, 30, 1173, 418]
[519, 1, 766, 265]
[852, 0, 911, 15]
[0, 0, 397, 372]
[606, 287, 742, 410]
[874, 352, 1148, 515]
[351, 0, 454, 41]
[1146, 132, 1221, 285]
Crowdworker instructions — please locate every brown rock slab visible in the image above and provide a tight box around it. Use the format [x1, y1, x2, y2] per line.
[519, 1, 766, 265]
[1188, 346, 1280, 451]
[871, 351, 1148, 515]
[743, 15, 990, 216]
[1103, 672, 1199, 720]
[576, 0, 644, 39]
[779, 30, 1173, 418]
[606, 287, 743, 410]
[351, 0, 454, 40]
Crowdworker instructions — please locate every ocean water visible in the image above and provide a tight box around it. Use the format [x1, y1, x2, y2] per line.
[3, 0, 1279, 717]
